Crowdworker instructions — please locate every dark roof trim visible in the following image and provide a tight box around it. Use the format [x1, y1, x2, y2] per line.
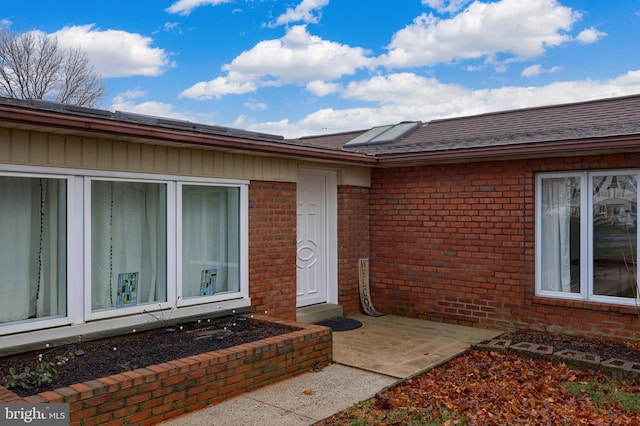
[0, 102, 377, 165]
[375, 134, 640, 166]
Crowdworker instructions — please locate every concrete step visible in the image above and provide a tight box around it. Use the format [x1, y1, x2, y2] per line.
[296, 303, 343, 324]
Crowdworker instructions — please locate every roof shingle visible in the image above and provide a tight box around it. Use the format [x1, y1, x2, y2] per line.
[287, 95, 640, 157]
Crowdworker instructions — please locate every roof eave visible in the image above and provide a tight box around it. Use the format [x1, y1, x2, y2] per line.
[0, 105, 377, 165]
[374, 135, 640, 167]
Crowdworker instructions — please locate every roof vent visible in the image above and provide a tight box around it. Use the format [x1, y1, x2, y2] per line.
[344, 121, 420, 148]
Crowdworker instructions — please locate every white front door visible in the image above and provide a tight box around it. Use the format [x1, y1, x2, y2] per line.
[297, 171, 335, 307]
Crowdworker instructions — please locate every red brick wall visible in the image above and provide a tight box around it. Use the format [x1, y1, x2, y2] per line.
[369, 154, 640, 342]
[249, 181, 297, 320]
[337, 185, 370, 315]
[248, 181, 371, 319]
[6, 316, 331, 426]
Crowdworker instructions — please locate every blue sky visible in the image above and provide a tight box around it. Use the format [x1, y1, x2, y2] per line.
[2, 0, 640, 138]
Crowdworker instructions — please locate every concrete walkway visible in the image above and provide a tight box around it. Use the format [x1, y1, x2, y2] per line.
[159, 314, 501, 426]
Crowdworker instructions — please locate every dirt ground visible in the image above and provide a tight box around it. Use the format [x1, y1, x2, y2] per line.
[0, 315, 290, 397]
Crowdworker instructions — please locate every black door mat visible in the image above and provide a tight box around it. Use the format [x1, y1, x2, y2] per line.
[316, 317, 363, 332]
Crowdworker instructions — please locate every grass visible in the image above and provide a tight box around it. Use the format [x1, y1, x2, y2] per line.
[562, 380, 640, 413]
[342, 400, 470, 425]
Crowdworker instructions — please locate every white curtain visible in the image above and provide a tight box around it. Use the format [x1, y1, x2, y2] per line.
[182, 186, 240, 297]
[541, 178, 575, 292]
[91, 181, 167, 310]
[0, 177, 66, 323]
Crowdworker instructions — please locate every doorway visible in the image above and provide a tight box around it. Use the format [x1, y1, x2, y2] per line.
[296, 170, 337, 307]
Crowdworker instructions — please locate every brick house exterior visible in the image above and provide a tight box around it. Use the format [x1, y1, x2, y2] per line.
[368, 157, 640, 342]
[300, 94, 640, 343]
[1, 94, 640, 350]
[248, 181, 298, 320]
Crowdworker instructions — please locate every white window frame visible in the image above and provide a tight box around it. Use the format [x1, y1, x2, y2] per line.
[84, 176, 175, 321]
[0, 170, 76, 335]
[536, 170, 640, 306]
[0, 164, 249, 335]
[176, 181, 249, 307]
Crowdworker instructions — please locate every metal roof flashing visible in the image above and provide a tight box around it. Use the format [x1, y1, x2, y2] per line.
[344, 121, 421, 148]
[5, 98, 285, 143]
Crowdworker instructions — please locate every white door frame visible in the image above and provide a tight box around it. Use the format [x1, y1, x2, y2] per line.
[296, 169, 338, 307]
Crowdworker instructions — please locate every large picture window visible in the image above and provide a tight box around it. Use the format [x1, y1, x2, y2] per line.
[1, 167, 248, 335]
[536, 171, 639, 305]
[90, 180, 167, 311]
[0, 176, 67, 325]
[181, 185, 240, 299]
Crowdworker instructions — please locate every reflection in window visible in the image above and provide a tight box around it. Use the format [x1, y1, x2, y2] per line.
[91, 181, 167, 310]
[538, 172, 640, 304]
[593, 175, 637, 298]
[0, 177, 67, 323]
[182, 185, 240, 298]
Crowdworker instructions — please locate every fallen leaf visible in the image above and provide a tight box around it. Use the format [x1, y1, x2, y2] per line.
[390, 397, 404, 408]
[315, 350, 640, 426]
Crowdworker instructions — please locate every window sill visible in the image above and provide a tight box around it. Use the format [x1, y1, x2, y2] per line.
[533, 296, 640, 316]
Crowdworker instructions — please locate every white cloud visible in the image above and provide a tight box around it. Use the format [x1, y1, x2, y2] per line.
[180, 76, 258, 100]
[521, 64, 562, 78]
[111, 89, 228, 126]
[52, 25, 172, 78]
[165, 0, 231, 16]
[249, 70, 640, 138]
[111, 90, 190, 120]
[225, 25, 370, 83]
[244, 99, 268, 110]
[164, 22, 180, 32]
[306, 80, 340, 97]
[113, 100, 187, 118]
[344, 73, 466, 106]
[0, 19, 11, 30]
[377, 0, 579, 69]
[576, 27, 606, 44]
[271, 0, 329, 27]
[521, 64, 543, 78]
[114, 89, 146, 100]
[180, 25, 370, 100]
[422, 0, 472, 14]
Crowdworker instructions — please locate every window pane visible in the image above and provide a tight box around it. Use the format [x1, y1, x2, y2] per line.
[592, 175, 637, 298]
[91, 181, 167, 310]
[182, 185, 240, 298]
[0, 176, 67, 323]
[540, 177, 581, 293]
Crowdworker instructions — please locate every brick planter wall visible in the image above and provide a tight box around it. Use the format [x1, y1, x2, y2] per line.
[369, 153, 640, 342]
[0, 316, 332, 426]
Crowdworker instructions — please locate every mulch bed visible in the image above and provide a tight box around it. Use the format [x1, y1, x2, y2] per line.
[0, 315, 290, 397]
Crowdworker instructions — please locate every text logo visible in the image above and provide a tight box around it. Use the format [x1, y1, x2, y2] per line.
[1, 404, 69, 425]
